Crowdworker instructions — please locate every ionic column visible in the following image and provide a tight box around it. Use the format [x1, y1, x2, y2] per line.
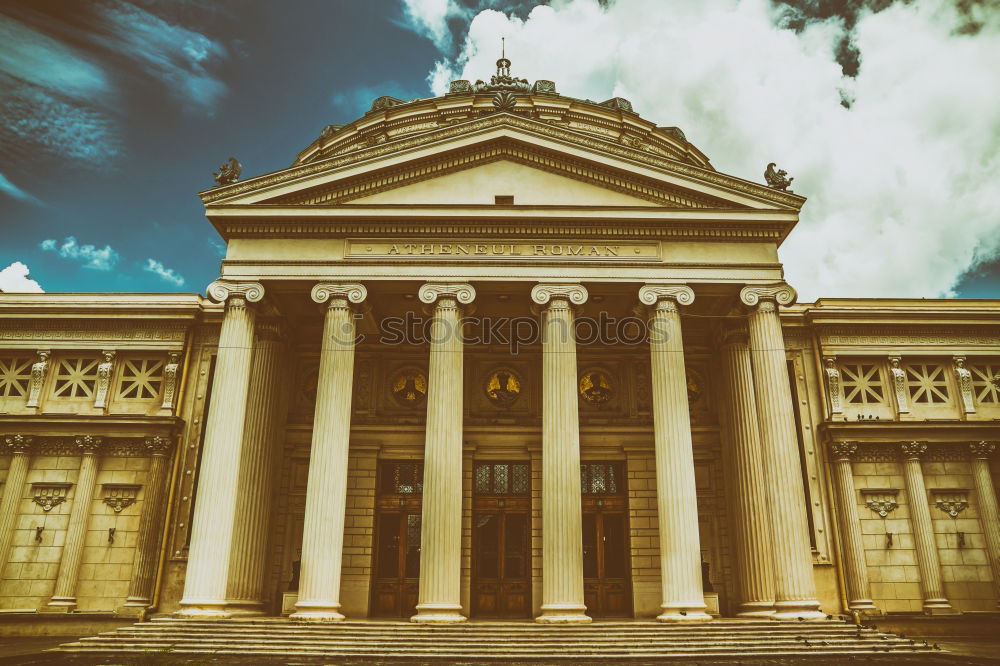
[226, 319, 287, 614]
[121, 436, 174, 613]
[639, 285, 710, 622]
[968, 441, 1000, 609]
[829, 441, 876, 613]
[531, 283, 590, 624]
[177, 280, 264, 618]
[739, 284, 824, 620]
[45, 435, 102, 611]
[291, 282, 367, 622]
[900, 441, 957, 615]
[717, 324, 776, 617]
[0, 435, 34, 571]
[413, 283, 476, 623]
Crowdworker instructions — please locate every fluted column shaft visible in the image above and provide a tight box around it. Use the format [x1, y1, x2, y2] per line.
[740, 285, 824, 620]
[830, 442, 876, 612]
[46, 438, 101, 610]
[226, 323, 286, 614]
[900, 442, 956, 614]
[291, 283, 366, 622]
[640, 285, 710, 622]
[0, 436, 34, 578]
[413, 283, 475, 623]
[121, 437, 174, 612]
[532, 284, 590, 624]
[969, 442, 1000, 608]
[717, 327, 776, 616]
[178, 281, 263, 618]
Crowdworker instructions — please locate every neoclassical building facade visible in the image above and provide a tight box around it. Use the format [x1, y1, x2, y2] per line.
[1, 64, 999, 630]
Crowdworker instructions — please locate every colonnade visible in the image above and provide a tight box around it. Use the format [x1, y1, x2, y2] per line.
[176, 279, 824, 622]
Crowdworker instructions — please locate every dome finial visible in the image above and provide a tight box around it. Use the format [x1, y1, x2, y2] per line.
[496, 36, 511, 77]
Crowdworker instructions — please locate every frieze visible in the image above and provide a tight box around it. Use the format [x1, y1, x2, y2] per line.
[201, 113, 801, 208]
[25, 437, 167, 457]
[0, 321, 188, 346]
[848, 441, 972, 463]
[819, 326, 1000, 347]
[347, 240, 659, 261]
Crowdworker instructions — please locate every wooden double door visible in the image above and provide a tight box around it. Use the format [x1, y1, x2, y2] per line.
[370, 462, 423, 617]
[581, 462, 632, 617]
[471, 462, 531, 618]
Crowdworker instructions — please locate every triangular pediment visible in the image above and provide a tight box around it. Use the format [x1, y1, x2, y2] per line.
[202, 115, 804, 212]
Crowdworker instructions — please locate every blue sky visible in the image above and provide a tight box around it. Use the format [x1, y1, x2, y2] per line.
[1, 0, 998, 299]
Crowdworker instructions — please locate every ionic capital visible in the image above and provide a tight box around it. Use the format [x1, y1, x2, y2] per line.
[311, 282, 367, 305]
[830, 441, 858, 460]
[739, 283, 797, 308]
[75, 435, 103, 455]
[638, 284, 695, 309]
[3, 434, 35, 455]
[418, 282, 476, 306]
[900, 441, 927, 459]
[530, 283, 588, 307]
[969, 441, 996, 459]
[145, 436, 174, 457]
[207, 280, 265, 304]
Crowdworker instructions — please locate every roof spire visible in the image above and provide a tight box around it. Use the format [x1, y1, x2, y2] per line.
[497, 36, 511, 78]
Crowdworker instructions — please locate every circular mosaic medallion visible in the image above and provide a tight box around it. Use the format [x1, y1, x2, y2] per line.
[484, 367, 522, 408]
[687, 368, 704, 405]
[579, 369, 614, 405]
[390, 367, 427, 407]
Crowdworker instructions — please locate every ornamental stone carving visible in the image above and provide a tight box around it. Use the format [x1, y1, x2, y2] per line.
[861, 489, 899, 518]
[532, 80, 556, 94]
[900, 441, 927, 458]
[530, 283, 589, 307]
[145, 436, 173, 457]
[3, 434, 34, 455]
[418, 283, 476, 306]
[638, 284, 695, 307]
[206, 280, 265, 304]
[830, 441, 858, 460]
[26, 350, 50, 408]
[448, 80, 473, 94]
[492, 91, 518, 112]
[954, 356, 975, 414]
[161, 352, 180, 410]
[93, 350, 116, 410]
[32, 483, 72, 512]
[739, 283, 797, 308]
[310, 282, 367, 305]
[824, 357, 844, 416]
[969, 441, 996, 458]
[102, 484, 141, 513]
[889, 357, 909, 414]
[931, 489, 970, 518]
[75, 435, 103, 455]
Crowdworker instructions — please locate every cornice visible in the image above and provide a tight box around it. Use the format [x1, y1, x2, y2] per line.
[200, 113, 803, 210]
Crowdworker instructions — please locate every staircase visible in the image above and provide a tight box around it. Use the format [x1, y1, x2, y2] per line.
[58, 617, 937, 661]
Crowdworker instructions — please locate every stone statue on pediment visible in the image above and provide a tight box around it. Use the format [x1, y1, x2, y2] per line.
[764, 162, 793, 191]
[213, 157, 242, 186]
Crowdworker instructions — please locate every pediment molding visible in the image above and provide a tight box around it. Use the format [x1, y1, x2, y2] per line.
[201, 113, 803, 210]
[266, 138, 728, 209]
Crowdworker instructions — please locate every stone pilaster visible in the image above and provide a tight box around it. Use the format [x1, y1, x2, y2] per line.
[177, 280, 264, 618]
[291, 282, 367, 622]
[0, 435, 34, 573]
[225, 319, 287, 615]
[413, 283, 476, 623]
[531, 284, 591, 624]
[717, 325, 776, 617]
[968, 441, 1000, 609]
[900, 441, 957, 615]
[639, 284, 710, 622]
[45, 436, 102, 611]
[829, 441, 876, 613]
[739, 284, 824, 620]
[120, 436, 174, 614]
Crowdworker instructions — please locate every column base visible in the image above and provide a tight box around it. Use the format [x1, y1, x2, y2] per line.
[411, 604, 467, 624]
[289, 600, 345, 622]
[923, 600, 961, 616]
[847, 599, 878, 613]
[40, 598, 76, 613]
[536, 604, 591, 624]
[657, 605, 712, 623]
[221, 600, 266, 617]
[736, 601, 776, 618]
[174, 599, 232, 619]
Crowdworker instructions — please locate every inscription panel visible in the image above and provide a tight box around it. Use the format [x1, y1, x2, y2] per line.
[347, 239, 660, 261]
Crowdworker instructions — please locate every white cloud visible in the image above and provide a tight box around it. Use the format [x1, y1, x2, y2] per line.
[0, 262, 44, 293]
[430, 0, 1000, 299]
[401, 0, 470, 51]
[0, 171, 41, 205]
[40, 236, 120, 271]
[142, 258, 185, 287]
